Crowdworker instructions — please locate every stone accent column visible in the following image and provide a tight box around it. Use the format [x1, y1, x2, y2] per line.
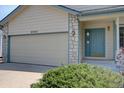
[2, 24, 8, 63]
[68, 14, 79, 64]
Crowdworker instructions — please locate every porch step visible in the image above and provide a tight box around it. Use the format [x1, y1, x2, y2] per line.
[82, 60, 120, 72]
[83, 60, 114, 63]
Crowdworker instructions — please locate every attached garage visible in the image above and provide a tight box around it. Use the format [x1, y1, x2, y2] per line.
[9, 33, 68, 66]
[1, 5, 70, 65]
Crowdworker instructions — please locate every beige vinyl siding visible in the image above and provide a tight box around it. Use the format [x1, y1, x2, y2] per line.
[119, 17, 124, 25]
[10, 33, 68, 66]
[9, 6, 68, 35]
[81, 20, 113, 59]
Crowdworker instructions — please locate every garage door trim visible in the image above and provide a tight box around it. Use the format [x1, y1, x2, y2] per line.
[7, 36, 11, 63]
[8, 32, 68, 66]
[8, 31, 68, 36]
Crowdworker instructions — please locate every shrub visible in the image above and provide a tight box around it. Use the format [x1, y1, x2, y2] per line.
[31, 64, 123, 88]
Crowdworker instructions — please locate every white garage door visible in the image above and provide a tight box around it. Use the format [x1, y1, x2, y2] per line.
[10, 33, 68, 66]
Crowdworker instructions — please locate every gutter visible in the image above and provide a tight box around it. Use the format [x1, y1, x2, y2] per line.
[80, 5, 124, 16]
[58, 5, 81, 14]
[54, 5, 80, 15]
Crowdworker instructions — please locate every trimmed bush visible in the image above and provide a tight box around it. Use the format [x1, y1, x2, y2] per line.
[31, 64, 123, 88]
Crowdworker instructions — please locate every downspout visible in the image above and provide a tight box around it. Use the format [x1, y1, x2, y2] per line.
[7, 36, 10, 63]
[116, 17, 120, 50]
[113, 21, 116, 59]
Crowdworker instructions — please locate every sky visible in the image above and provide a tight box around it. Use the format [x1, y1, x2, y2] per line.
[0, 5, 18, 21]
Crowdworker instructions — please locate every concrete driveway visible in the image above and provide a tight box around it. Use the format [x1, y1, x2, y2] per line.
[0, 63, 54, 88]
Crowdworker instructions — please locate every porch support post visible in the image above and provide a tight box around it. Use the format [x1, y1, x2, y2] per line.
[116, 17, 120, 50]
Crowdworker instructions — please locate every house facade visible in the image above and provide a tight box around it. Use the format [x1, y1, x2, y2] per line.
[0, 5, 124, 66]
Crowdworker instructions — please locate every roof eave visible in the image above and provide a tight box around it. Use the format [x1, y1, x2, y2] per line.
[2, 5, 124, 26]
[0, 5, 81, 26]
[54, 5, 80, 15]
[80, 6, 124, 16]
[0, 5, 26, 26]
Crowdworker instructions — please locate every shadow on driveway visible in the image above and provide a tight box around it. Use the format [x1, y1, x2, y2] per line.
[0, 62, 56, 88]
[0, 62, 55, 73]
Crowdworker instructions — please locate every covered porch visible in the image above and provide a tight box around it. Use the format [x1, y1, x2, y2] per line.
[78, 13, 124, 64]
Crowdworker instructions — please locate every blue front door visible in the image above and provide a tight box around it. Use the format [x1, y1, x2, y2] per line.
[85, 28, 105, 57]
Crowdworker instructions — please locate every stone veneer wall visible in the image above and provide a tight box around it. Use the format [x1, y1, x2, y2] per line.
[68, 14, 79, 64]
[2, 24, 8, 63]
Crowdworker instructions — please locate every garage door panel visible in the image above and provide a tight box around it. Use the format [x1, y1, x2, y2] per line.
[10, 33, 68, 66]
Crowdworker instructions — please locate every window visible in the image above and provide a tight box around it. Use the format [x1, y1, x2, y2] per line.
[120, 27, 124, 48]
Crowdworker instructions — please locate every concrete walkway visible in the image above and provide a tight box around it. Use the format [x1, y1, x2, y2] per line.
[84, 60, 121, 72]
[0, 63, 54, 88]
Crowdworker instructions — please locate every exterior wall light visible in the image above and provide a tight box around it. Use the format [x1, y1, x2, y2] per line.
[107, 26, 110, 31]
